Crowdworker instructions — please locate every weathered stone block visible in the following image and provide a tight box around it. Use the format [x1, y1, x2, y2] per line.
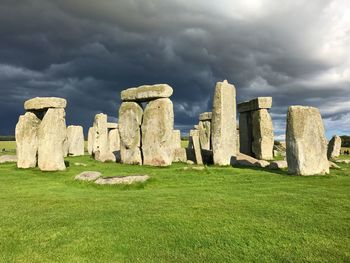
[286, 106, 329, 175]
[211, 80, 237, 165]
[121, 84, 173, 102]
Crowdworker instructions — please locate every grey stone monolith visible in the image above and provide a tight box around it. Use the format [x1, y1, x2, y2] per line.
[119, 102, 143, 165]
[16, 112, 41, 168]
[38, 108, 67, 171]
[286, 106, 329, 175]
[211, 80, 237, 165]
[142, 98, 174, 166]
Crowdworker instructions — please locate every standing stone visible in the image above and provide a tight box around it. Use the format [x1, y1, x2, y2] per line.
[119, 102, 143, 165]
[38, 108, 66, 171]
[67, 125, 84, 156]
[142, 98, 174, 166]
[251, 109, 274, 160]
[211, 80, 237, 165]
[15, 112, 41, 168]
[108, 128, 120, 153]
[286, 106, 329, 175]
[327, 135, 342, 160]
[198, 120, 211, 150]
[239, 112, 253, 156]
[172, 130, 182, 150]
[63, 137, 69, 157]
[190, 129, 203, 165]
[93, 113, 115, 162]
[87, 127, 95, 155]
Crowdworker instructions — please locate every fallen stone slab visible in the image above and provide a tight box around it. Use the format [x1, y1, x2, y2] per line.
[199, 112, 212, 121]
[329, 161, 341, 169]
[268, 160, 287, 169]
[231, 153, 270, 168]
[75, 171, 102, 181]
[24, 97, 67, 110]
[95, 175, 150, 185]
[0, 155, 17, 164]
[74, 162, 87, 167]
[121, 84, 173, 102]
[238, 97, 272, 113]
[335, 160, 350, 164]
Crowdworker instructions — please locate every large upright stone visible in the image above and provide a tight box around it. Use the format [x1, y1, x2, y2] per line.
[87, 127, 95, 155]
[108, 128, 120, 153]
[198, 120, 211, 150]
[142, 98, 174, 166]
[327, 135, 342, 160]
[251, 109, 274, 160]
[93, 114, 115, 162]
[119, 102, 143, 165]
[121, 84, 173, 102]
[67, 125, 84, 156]
[238, 97, 272, 113]
[24, 97, 67, 110]
[190, 129, 203, 165]
[211, 80, 237, 165]
[38, 108, 66, 171]
[286, 106, 329, 175]
[15, 112, 41, 168]
[239, 112, 253, 156]
[172, 130, 182, 150]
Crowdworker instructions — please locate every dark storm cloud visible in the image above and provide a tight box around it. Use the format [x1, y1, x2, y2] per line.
[0, 0, 349, 138]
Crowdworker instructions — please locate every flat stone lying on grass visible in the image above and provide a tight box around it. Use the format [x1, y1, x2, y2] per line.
[335, 160, 350, 164]
[0, 155, 17, 164]
[94, 175, 150, 185]
[75, 171, 102, 181]
[74, 162, 87, 167]
[268, 160, 287, 169]
[231, 153, 270, 168]
[329, 161, 341, 169]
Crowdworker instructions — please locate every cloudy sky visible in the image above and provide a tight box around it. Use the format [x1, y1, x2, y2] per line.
[0, 0, 349, 139]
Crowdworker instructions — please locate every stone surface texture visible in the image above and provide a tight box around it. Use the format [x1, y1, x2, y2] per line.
[211, 80, 237, 165]
[238, 97, 272, 113]
[121, 84, 173, 102]
[75, 171, 102, 181]
[38, 108, 67, 171]
[24, 97, 67, 110]
[95, 175, 149, 185]
[118, 102, 143, 164]
[251, 109, 274, 160]
[108, 128, 120, 153]
[67, 125, 84, 156]
[16, 112, 41, 168]
[198, 120, 211, 150]
[286, 106, 329, 176]
[327, 135, 342, 160]
[142, 98, 174, 166]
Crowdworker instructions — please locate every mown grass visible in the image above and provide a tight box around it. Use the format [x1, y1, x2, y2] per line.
[0, 151, 349, 262]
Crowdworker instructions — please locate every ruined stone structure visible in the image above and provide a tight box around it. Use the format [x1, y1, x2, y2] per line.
[211, 80, 237, 165]
[66, 125, 84, 156]
[238, 97, 274, 160]
[286, 106, 329, 176]
[91, 114, 116, 162]
[16, 97, 67, 171]
[118, 84, 175, 166]
[327, 135, 341, 160]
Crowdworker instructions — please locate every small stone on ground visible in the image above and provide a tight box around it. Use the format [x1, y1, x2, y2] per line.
[0, 155, 17, 164]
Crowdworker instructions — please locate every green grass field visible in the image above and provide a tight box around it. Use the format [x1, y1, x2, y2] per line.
[0, 142, 350, 262]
